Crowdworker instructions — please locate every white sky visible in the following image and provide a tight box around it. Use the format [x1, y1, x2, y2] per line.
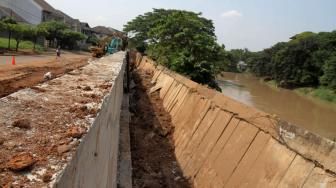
[47, 0, 336, 51]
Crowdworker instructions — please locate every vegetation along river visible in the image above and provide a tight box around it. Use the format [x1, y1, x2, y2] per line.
[217, 72, 336, 140]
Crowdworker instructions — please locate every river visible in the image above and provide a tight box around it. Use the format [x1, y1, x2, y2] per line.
[217, 72, 336, 140]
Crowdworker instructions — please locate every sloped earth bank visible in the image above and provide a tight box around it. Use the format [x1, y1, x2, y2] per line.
[0, 56, 89, 98]
[130, 69, 191, 188]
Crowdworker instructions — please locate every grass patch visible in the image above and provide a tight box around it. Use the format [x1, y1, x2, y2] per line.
[0, 37, 44, 53]
[295, 87, 336, 103]
[265, 80, 278, 88]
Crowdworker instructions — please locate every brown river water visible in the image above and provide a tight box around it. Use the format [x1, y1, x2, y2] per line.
[217, 72, 336, 140]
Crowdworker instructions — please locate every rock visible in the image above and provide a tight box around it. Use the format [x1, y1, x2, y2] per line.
[130, 80, 136, 89]
[42, 171, 53, 182]
[0, 137, 5, 145]
[83, 86, 92, 91]
[57, 144, 73, 154]
[174, 176, 181, 181]
[7, 153, 35, 171]
[66, 126, 85, 139]
[149, 85, 162, 94]
[43, 72, 53, 80]
[143, 177, 162, 188]
[12, 119, 31, 129]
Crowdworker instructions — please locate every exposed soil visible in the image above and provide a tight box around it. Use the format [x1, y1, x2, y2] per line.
[0, 56, 90, 98]
[130, 69, 191, 188]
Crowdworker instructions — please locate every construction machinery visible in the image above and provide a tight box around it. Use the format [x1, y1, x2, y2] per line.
[90, 32, 127, 58]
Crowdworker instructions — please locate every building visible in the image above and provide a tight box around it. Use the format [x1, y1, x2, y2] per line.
[0, 0, 63, 25]
[0, 5, 28, 23]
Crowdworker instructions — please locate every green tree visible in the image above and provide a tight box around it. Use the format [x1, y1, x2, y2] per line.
[320, 54, 336, 90]
[11, 23, 31, 51]
[59, 29, 86, 49]
[124, 9, 221, 90]
[1, 17, 17, 50]
[29, 24, 48, 51]
[87, 35, 100, 46]
[39, 21, 68, 46]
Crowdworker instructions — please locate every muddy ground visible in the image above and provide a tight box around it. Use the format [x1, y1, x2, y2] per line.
[130, 69, 191, 188]
[0, 56, 90, 98]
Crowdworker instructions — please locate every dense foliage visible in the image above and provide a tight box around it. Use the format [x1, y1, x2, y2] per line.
[124, 9, 224, 90]
[239, 31, 336, 91]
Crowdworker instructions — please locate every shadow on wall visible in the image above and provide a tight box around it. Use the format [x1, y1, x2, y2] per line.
[129, 69, 191, 188]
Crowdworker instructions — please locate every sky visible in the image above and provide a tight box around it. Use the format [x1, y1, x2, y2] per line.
[46, 0, 336, 51]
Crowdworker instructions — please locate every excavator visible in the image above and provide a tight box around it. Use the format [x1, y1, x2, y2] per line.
[90, 32, 127, 58]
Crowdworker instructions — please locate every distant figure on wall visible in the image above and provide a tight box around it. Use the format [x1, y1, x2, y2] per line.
[56, 46, 61, 59]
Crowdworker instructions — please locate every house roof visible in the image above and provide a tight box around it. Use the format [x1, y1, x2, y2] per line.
[33, 0, 56, 13]
[55, 10, 74, 23]
[0, 6, 28, 23]
[92, 26, 122, 35]
[92, 26, 113, 35]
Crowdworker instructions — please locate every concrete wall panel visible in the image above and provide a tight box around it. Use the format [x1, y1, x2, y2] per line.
[277, 155, 315, 188]
[182, 110, 233, 177]
[302, 167, 336, 188]
[55, 53, 125, 188]
[193, 117, 240, 187]
[224, 131, 271, 188]
[237, 139, 296, 187]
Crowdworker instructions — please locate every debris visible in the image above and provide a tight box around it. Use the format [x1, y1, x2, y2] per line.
[42, 171, 53, 182]
[0, 137, 5, 145]
[149, 84, 162, 94]
[98, 84, 112, 90]
[57, 144, 73, 154]
[67, 126, 85, 138]
[12, 119, 31, 129]
[130, 80, 136, 89]
[43, 72, 53, 80]
[83, 86, 92, 91]
[7, 153, 35, 171]
[31, 86, 46, 93]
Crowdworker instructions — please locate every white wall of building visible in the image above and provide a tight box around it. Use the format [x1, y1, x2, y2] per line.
[0, 0, 42, 25]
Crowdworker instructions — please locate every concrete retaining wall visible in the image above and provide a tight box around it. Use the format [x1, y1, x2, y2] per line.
[135, 53, 336, 187]
[54, 55, 125, 188]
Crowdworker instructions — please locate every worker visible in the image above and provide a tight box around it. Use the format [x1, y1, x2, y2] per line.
[56, 46, 61, 59]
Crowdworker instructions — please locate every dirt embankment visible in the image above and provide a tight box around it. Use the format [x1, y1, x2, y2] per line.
[0, 57, 90, 98]
[130, 69, 191, 188]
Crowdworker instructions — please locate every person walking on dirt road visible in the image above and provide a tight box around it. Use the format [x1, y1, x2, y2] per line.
[56, 46, 61, 59]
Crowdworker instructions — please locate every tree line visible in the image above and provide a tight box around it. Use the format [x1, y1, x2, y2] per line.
[0, 17, 88, 51]
[236, 31, 336, 91]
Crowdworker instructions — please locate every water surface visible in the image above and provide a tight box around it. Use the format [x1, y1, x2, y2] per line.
[218, 72, 336, 140]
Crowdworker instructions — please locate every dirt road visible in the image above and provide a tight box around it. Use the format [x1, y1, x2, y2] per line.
[0, 52, 91, 97]
[130, 69, 190, 188]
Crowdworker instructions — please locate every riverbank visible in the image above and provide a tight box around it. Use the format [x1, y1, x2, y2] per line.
[261, 78, 336, 104]
[295, 87, 336, 103]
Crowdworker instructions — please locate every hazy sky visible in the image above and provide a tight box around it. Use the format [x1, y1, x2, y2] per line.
[47, 0, 336, 51]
